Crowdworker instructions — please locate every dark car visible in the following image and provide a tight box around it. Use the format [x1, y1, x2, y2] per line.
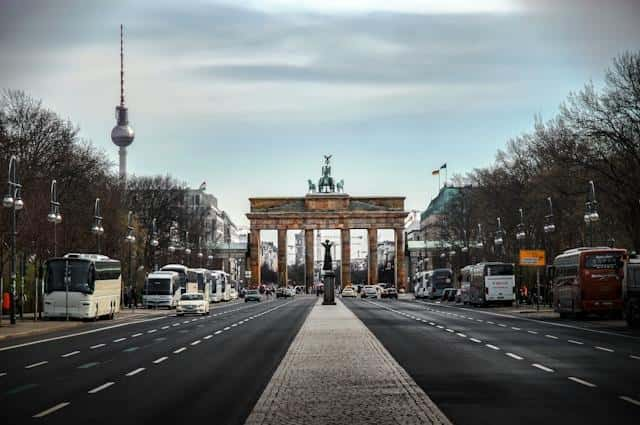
[441, 288, 455, 302]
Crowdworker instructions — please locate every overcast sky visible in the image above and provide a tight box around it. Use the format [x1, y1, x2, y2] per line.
[2, 0, 639, 227]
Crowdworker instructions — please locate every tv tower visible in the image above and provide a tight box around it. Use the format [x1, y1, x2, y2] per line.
[111, 24, 135, 180]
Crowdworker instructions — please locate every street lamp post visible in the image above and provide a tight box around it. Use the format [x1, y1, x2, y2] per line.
[543, 197, 556, 308]
[184, 231, 191, 267]
[476, 223, 484, 263]
[3, 155, 24, 325]
[47, 180, 62, 257]
[150, 218, 159, 272]
[197, 236, 203, 268]
[494, 217, 504, 260]
[125, 211, 136, 309]
[91, 198, 104, 254]
[584, 180, 599, 247]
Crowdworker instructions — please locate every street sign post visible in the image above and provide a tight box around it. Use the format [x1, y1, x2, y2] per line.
[519, 250, 546, 311]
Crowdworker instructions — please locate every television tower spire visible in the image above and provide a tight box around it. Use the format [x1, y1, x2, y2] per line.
[111, 24, 135, 181]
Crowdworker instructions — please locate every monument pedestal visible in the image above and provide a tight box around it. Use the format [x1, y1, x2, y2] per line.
[322, 271, 336, 305]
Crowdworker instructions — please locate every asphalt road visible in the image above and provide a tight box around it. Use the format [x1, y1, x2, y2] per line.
[343, 297, 640, 425]
[0, 296, 314, 424]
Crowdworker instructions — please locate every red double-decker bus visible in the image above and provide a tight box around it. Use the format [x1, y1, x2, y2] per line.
[551, 247, 626, 318]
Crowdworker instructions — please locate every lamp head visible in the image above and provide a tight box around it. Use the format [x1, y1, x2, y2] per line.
[48, 212, 58, 223]
[2, 194, 14, 208]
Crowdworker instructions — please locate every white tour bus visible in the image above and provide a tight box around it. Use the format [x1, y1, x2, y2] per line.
[414, 271, 431, 299]
[43, 253, 121, 320]
[209, 270, 224, 302]
[469, 262, 516, 306]
[160, 264, 189, 294]
[143, 271, 181, 309]
[212, 270, 232, 301]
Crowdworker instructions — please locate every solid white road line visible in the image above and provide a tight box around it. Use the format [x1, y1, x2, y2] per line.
[61, 350, 80, 358]
[126, 368, 145, 377]
[568, 340, 584, 345]
[568, 377, 597, 388]
[532, 363, 554, 373]
[153, 357, 168, 364]
[595, 346, 614, 352]
[190, 340, 201, 346]
[88, 382, 115, 394]
[33, 402, 70, 418]
[173, 347, 187, 354]
[470, 338, 482, 343]
[619, 396, 640, 407]
[506, 353, 524, 360]
[90, 343, 106, 349]
[0, 315, 168, 353]
[486, 344, 500, 350]
[25, 361, 48, 369]
[545, 334, 559, 340]
[113, 338, 126, 343]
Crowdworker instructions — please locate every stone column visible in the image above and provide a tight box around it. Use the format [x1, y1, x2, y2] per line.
[395, 227, 406, 291]
[305, 229, 314, 293]
[341, 228, 351, 288]
[368, 227, 378, 284]
[278, 228, 288, 287]
[249, 229, 261, 288]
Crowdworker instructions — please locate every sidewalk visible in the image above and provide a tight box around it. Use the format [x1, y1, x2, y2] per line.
[0, 307, 170, 341]
[245, 298, 452, 425]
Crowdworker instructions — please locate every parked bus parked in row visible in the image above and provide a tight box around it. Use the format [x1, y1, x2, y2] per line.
[160, 264, 189, 293]
[468, 262, 516, 306]
[623, 254, 640, 327]
[142, 271, 181, 309]
[459, 265, 472, 304]
[550, 247, 626, 318]
[212, 270, 231, 301]
[426, 268, 453, 300]
[43, 253, 121, 320]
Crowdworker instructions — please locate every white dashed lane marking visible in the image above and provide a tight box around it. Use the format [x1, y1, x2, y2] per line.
[486, 344, 500, 351]
[545, 335, 558, 340]
[173, 347, 187, 354]
[568, 377, 597, 388]
[568, 340, 583, 345]
[90, 343, 106, 350]
[532, 363, 554, 373]
[153, 357, 168, 364]
[470, 338, 482, 343]
[630, 355, 640, 360]
[61, 351, 80, 358]
[132, 333, 143, 337]
[88, 382, 115, 394]
[33, 402, 70, 418]
[190, 340, 201, 346]
[527, 330, 538, 335]
[619, 396, 640, 407]
[214, 330, 222, 335]
[126, 368, 145, 377]
[113, 338, 126, 343]
[204, 335, 213, 340]
[595, 346, 614, 353]
[506, 352, 523, 360]
[147, 329, 157, 334]
[25, 361, 48, 369]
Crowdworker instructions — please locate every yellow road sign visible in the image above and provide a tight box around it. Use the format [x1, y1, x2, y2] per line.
[519, 250, 546, 266]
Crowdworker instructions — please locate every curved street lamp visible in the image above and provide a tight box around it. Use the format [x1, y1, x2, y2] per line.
[584, 180, 599, 246]
[3, 155, 24, 324]
[544, 197, 556, 234]
[516, 208, 526, 242]
[91, 198, 105, 254]
[150, 218, 159, 271]
[47, 180, 62, 257]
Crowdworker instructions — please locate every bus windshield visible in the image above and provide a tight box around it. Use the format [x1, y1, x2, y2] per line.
[431, 270, 452, 289]
[486, 264, 514, 276]
[584, 253, 623, 270]
[46, 259, 93, 294]
[145, 278, 172, 295]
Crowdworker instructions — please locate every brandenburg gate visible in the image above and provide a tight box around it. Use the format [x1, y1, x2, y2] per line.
[246, 156, 409, 291]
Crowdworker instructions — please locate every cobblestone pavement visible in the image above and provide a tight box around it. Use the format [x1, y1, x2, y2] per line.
[245, 298, 453, 425]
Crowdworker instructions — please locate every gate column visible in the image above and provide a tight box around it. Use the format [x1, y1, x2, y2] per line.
[249, 229, 261, 288]
[304, 229, 314, 293]
[341, 228, 351, 288]
[395, 227, 406, 291]
[278, 229, 288, 287]
[368, 227, 378, 284]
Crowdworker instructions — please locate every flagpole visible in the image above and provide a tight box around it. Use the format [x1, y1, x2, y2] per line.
[444, 167, 447, 187]
[438, 172, 440, 190]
